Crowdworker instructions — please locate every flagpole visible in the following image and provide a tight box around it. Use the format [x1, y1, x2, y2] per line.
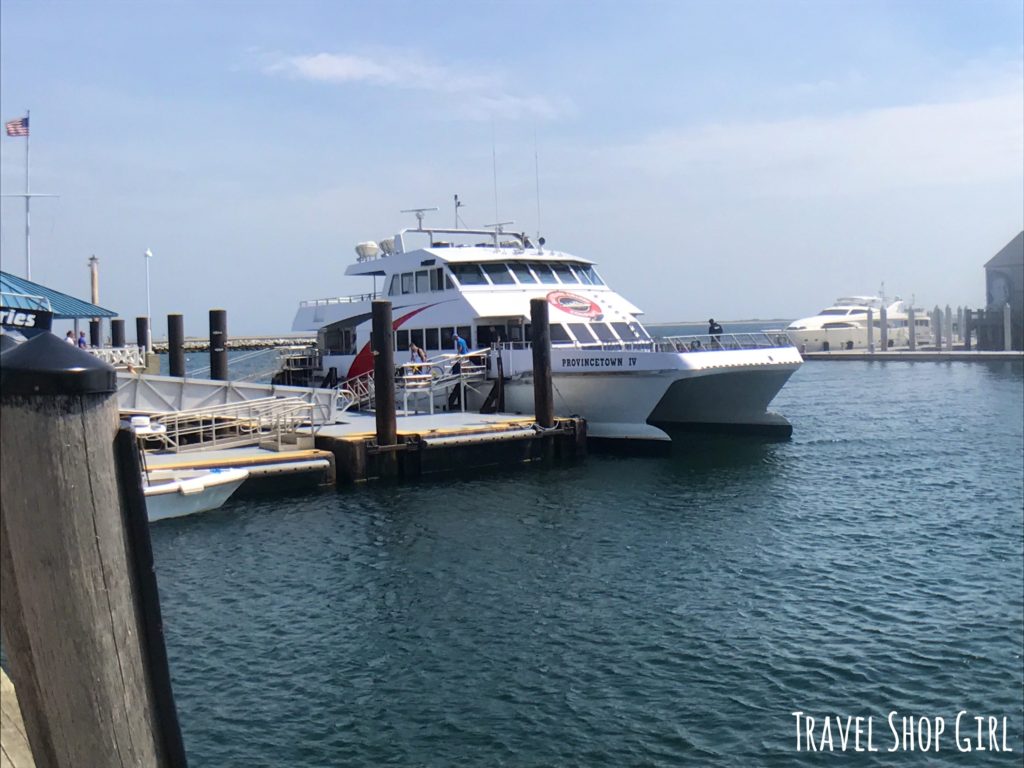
[4, 112, 58, 280]
[25, 109, 31, 279]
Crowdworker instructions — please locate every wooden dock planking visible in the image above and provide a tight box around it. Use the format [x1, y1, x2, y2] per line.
[1, 670, 35, 768]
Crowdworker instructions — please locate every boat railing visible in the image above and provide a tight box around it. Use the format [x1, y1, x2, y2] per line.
[657, 332, 794, 352]
[393, 350, 489, 414]
[496, 340, 657, 352]
[299, 292, 380, 308]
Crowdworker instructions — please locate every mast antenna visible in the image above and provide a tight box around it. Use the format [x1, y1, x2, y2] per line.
[400, 207, 438, 230]
[492, 122, 500, 233]
[454, 194, 466, 228]
[534, 127, 542, 243]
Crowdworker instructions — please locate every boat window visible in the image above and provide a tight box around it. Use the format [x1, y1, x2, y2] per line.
[819, 309, 848, 316]
[411, 329, 424, 348]
[568, 323, 596, 343]
[549, 323, 572, 343]
[441, 327, 455, 348]
[847, 309, 867, 315]
[416, 270, 429, 293]
[395, 329, 410, 351]
[457, 325, 472, 347]
[425, 328, 439, 350]
[574, 264, 594, 285]
[530, 263, 559, 285]
[631, 323, 651, 339]
[449, 263, 488, 285]
[508, 263, 537, 284]
[430, 267, 445, 291]
[482, 263, 515, 285]
[387, 275, 399, 296]
[612, 322, 637, 340]
[591, 323, 617, 342]
[551, 263, 576, 284]
[823, 322, 856, 329]
[445, 274, 454, 290]
[401, 273, 413, 294]
[575, 265, 603, 285]
[916, 319, 928, 326]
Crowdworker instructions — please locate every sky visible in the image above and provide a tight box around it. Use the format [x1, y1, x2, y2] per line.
[1, 0, 1022, 337]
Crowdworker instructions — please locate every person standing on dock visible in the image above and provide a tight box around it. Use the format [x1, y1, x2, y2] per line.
[65, 331, 76, 345]
[453, 332, 469, 355]
[77, 330, 89, 349]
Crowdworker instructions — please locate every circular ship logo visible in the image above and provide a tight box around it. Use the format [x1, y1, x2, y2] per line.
[546, 291, 603, 320]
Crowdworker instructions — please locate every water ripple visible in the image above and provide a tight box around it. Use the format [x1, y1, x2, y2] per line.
[151, 361, 1024, 766]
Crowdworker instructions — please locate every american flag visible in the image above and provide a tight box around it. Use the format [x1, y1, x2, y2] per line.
[5, 116, 29, 137]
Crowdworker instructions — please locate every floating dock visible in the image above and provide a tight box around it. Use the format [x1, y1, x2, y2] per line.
[311, 411, 586, 484]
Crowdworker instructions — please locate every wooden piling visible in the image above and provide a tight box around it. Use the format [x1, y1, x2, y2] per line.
[0, 333, 185, 767]
[963, 308, 972, 350]
[111, 317, 126, 348]
[866, 307, 875, 353]
[908, 307, 916, 350]
[530, 298, 555, 429]
[879, 305, 888, 350]
[136, 315, 150, 352]
[209, 309, 228, 381]
[371, 300, 398, 478]
[88, 319, 101, 349]
[168, 313, 186, 378]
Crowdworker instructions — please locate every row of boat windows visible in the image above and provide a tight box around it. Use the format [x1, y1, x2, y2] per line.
[390, 322, 650, 351]
[325, 321, 652, 356]
[387, 261, 605, 296]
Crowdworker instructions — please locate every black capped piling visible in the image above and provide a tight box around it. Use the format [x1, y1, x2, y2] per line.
[371, 300, 398, 478]
[168, 313, 185, 377]
[111, 317, 126, 348]
[209, 309, 228, 381]
[530, 297, 555, 429]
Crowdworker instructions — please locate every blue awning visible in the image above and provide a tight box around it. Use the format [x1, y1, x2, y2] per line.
[1, 271, 117, 319]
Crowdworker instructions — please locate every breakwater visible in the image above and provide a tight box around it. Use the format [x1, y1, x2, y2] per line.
[152, 336, 314, 353]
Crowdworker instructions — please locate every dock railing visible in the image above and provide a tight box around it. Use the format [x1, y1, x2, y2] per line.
[88, 346, 148, 369]
[145, 396, 319, 453]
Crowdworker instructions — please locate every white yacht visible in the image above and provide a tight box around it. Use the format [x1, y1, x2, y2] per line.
[284, 210, 803, 443]
[785, 296, 932, 352]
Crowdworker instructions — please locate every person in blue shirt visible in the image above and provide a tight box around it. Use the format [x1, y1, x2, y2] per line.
[452, 332, 469, 355]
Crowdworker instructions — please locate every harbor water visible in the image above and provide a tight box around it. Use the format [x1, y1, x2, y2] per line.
[150, 358, 1023, 765]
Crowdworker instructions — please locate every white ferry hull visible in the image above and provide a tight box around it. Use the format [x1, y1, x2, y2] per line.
[498, 347, 802, 441]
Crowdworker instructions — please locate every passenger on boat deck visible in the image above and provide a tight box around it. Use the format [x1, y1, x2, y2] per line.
[708, 318, 723, 343]
[65, 331, 76, 345]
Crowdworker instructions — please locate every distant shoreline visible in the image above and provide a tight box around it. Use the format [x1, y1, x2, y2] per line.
[644, 319, 792, 327]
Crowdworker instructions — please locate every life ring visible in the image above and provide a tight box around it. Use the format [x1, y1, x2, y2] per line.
[689, 339, 702, 351]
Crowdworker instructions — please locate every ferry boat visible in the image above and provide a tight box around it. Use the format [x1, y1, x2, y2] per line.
[282, 210, 802, 443]
[785, 296, 932, 353]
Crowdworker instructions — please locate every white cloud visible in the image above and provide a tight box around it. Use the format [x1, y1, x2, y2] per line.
[263, 51, 564, 122]
[615, 83, 1024, 197]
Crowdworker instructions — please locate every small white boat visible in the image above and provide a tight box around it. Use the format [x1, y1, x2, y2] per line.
[143, 467, 249, 522]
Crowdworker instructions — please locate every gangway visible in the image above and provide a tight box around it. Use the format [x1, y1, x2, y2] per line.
[138, 396, 320, 454]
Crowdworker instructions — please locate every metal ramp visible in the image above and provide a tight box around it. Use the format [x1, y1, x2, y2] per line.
[138, 396, 319, 454]
[117, 371, 342, 424]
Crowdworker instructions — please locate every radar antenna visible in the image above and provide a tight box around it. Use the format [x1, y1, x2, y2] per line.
[483, 220, 516, 249]
[400, 207, 439, 230]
